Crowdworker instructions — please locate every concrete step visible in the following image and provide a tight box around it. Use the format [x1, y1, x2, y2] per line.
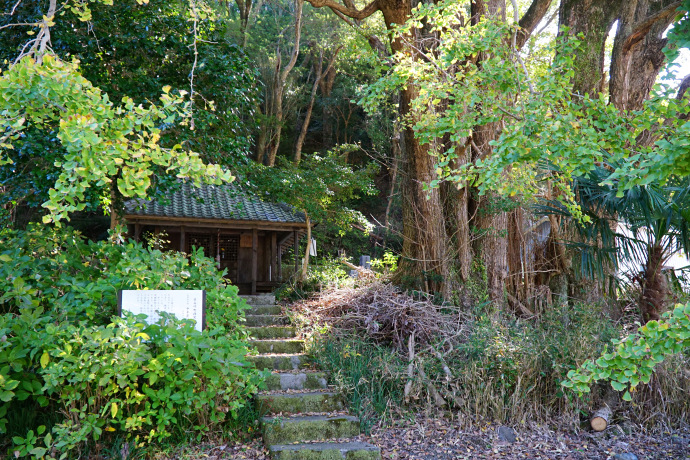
[240, 295, 276, 306]
[268, 441, 381, 460]
[262, 414, 360, 445]
[247, 326, 297, 339]
[245, 315, 287, 327]
[251, 339, 305, 354]
[257, 391, 344, 414]
[249, 353, 307, 371]
[264, 372, 328, 391]
[248, 304, 283, 316]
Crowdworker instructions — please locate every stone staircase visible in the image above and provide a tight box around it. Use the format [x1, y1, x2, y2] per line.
[241, 295, 381, 460]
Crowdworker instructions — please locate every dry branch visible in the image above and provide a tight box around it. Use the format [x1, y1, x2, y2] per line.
[294, 273, 457, 350]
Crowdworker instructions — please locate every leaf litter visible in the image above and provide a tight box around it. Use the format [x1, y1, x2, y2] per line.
[153, 415, 689, 459]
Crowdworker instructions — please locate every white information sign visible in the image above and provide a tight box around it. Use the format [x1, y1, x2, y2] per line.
[118, 290, 206, 332]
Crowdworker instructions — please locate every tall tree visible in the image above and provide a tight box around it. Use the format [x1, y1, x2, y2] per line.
[294, 44, 342, 163]
[306, 0, 552, 297]
[257, 0, 304, 166]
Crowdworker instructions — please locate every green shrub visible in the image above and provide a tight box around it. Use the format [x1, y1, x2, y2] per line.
[0, 225, 262, 458]
[564, 302, 690, 401]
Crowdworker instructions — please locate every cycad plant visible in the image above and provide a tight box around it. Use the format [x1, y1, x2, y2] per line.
[540, 164, 690, 323]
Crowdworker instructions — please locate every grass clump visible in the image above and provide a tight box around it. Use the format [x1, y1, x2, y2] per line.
[311, 334, 406, 433]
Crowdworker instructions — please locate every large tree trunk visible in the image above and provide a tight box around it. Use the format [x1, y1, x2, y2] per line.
[305, 0, 550, 299]
[550, 0, 624, 304]
[558, 0, 622, 96]
[470, 124, 509, 301]
[610, 0, 681, 111]
[467, 0, 510, 302]
[555, 0, 680, 309]
[396, 86, 449, 294]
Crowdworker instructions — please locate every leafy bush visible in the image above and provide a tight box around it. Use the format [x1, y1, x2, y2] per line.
[564, 303, 690, 401]
[0, 225, 262, 458]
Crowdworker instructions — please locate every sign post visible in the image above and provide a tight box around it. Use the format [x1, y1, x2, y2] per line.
[117, 290, 206, 332]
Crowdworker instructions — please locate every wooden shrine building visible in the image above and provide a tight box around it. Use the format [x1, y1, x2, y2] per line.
[124, 183, 307, 294]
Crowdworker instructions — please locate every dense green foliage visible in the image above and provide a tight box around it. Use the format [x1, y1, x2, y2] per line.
[243, 147, 377, 225]
[1, 0, 690, 445]
[0, 0, 257, 223]
[0, 55, 232, 224]
[0, 226, 262, 458]
[540, 163, 690, 282]
[312, 335, 405, 433]
[361, 3, 690, 216]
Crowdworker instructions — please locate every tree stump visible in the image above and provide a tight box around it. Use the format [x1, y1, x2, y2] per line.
[590, 406, 612, 431]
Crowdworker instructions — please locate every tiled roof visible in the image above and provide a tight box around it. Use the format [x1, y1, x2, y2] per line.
[124, 182, 306, 224]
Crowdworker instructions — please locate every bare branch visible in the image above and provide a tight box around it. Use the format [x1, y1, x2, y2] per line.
[0, 22, 36, 30]
[678, 73, 690, 101]
[515, 0, 553, 49]
[280, 0, 303, 82]
[306, 0, 380, 21]
[510, 0, 536, 94]
[35, 0, 57, 60]
[6, 0, 22, 16]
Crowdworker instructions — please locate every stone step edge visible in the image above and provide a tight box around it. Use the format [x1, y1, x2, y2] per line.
[268, 441, 381, 455]
[246, 326, 297, 339]
[247, 306, 283, 315]
[261, 415, 361, 446]
[250, 340, 307, 356]
[261, 414, 359, 423]
[257, 389, 336, 397]
[255, 391, 344, 415]
[244, 315, 288, 326]
[248, 353, 307, 371]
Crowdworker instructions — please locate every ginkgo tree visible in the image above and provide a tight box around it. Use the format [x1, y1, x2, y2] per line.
[0, 0, 233, 227]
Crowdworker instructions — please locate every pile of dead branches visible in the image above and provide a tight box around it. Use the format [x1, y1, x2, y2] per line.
[294, 269, 461, 351]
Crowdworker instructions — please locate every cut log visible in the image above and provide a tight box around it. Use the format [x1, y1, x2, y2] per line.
[590, 406, 612, 431]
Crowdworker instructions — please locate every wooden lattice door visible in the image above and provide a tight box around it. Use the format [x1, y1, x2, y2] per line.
[218, 235, 239, 283]
[187, 234, 213, 258]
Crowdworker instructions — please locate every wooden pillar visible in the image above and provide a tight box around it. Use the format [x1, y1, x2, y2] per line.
[216, 229, 221, 270]
[179, 226, 186, 252]
[293, 230, 299, 275]
[277, 243, 282, 282]
[134, 223, 141, 242]
[251, 228, 258, 295]
[270, 233, 277, 282]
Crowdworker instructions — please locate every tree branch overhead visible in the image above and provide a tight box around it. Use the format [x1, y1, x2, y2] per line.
[306, 0, 380, 20]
